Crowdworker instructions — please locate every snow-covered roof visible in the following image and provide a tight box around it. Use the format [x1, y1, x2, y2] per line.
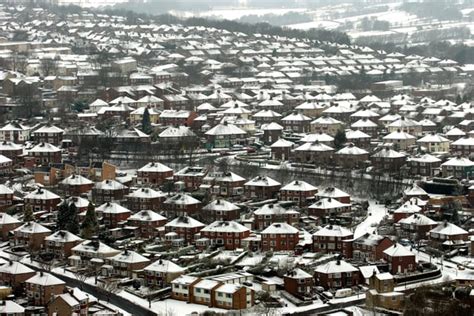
[110, 250, 150, 264]
[205, 123, 246, 136]
[313, 225, 352, 237]
[165, 216, 204, 228]
[430, 222, 468, 236]
[138, 162, 173, 173]
[14, 222, 51, 234]
[128, 210, 166, 222]
[315, 260, 358, 274]
[281, 180, 317, 192]
[26, 272, 65, 286]
[144, 259, 185, 273]
[245, 175, 281, 187]
[96, 202, 131, 214]
[203, 199, 240, 212]
[399, 214, 437, 226]
[201, 221, 249, 233]
[61, 174, 93, 186]
[261, 222, 299, 234]
[45, 230, 82, 243]
[383, 243, 414, 257]
[336, 143, 368, 155]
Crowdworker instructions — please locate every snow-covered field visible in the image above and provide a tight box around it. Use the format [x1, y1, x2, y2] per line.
[170, 8, 308, 20]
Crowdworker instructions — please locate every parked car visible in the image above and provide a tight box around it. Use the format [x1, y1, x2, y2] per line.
[335, 288, 353, 298]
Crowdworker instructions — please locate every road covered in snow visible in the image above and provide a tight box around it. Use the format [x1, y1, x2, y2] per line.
[353, 200, 388, 239]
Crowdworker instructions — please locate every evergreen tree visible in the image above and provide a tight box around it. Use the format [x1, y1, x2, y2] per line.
[142, 107, 152, 134]
[334, 129, 347, 150]
[66, 204, 80, 235]
[57, 202, 70, 231]
[81, 202, 98, 239]
[23, 204, 34, 222]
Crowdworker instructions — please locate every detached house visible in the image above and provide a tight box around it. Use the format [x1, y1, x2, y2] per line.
[128, 210, 167, 239]
[261, 222, 300, 252]
[136, 162, 173, 186]
[26, 272, 65, 306]
[44, 230, 83, 259]
[314, 259, 360, 289]
[28, 142, 62, 165]
[144, 259, 185, 288]
[383, 243, 416, 274]
[279, 180, 318, 206]
[312, 225, 353, 254]
[199, 221, 250, 250]
[244, 176, 281, 200]
[284, 268, 314, 298]
[205, 123, 247, 149]
[31, 125, 64, 146]
[164, 216, 205, 246]
[253, 203, 300, 230]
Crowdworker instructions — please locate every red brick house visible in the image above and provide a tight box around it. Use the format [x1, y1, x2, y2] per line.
[292, 141, 334, 165]
[202, 199, 241, 221]
[25, 272, 65, 306]
[127, 210, 167, 239]
[335, 143, 369, 169]
[28, 142, 62, 165]
[0, 185, 15, 212]
[0, 141, 23, 164]
[144, 259, 185, 288]
[314, 259, 360, 289]
[0, 261, 35, 292]
[370, 148, 407, 172]
[244, 176, 281, 200]
[383, 243, 416, 274]
[270, 138, 294, 161]
[393, 202, 422, 223]
[308, 198, 351, 218]
[253, 203, 300, 230]
[164, 216, 205, 245]
[199, 221, 250, 250]
[24, 188, 61, 212]
[31, 125, 64, 146]
[312, 225, 353, 254]
[0, 212, 21, 240]
[13, 222, 51, 251]
[159, 109, 196, 126]
[343, 233, 393, 262]
[284, 268, 314, 298]
[60, 174, 94, 196]
[398, 214, 438, 241]
[96, 202, 131, 228]
[44, 230, 83, 259]
[279, 180, 318, 207]
[92, 179, 129, 204]
[201, 171, 246, 198]
[136, 162, 173, 186]
[261, 222, 300, 252]
[316, 187, 351, 204]
[126, 187, 166, 212]
[107, 250, 150, 278]
[429, 222, 469, 248]
[173, 166, 208, 191]
[163, 193, 202, 217]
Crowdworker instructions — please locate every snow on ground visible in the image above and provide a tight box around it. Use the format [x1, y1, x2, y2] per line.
[353, 201, 387, 239]
[118, 289, 227, 315]
[171, 8, 308, 20]
[279, 296, 327, 314]
[286, 20, 341, 30]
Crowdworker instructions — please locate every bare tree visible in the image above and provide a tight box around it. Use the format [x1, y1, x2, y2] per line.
[97, 279, 120, 303]
[40, 59, 57, 77]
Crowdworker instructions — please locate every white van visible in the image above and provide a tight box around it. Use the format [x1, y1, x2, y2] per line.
[335, 288, 353, 298]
